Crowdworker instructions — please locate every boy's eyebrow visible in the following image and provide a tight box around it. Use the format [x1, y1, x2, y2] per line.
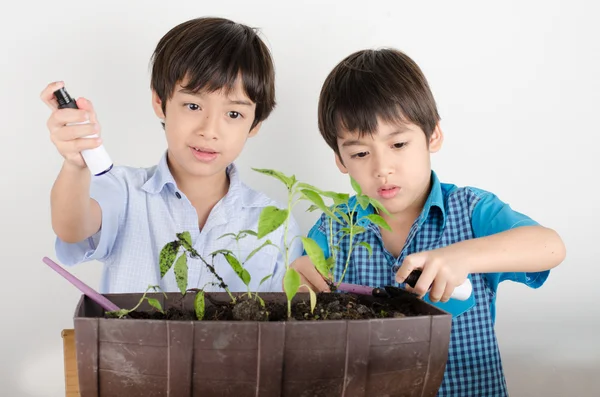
[177, 88, 253, 106]
[341, 129, 408, 147]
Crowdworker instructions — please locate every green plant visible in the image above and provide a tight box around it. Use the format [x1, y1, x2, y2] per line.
[107, 285, 166, 318]
[252, 169, 391, 318]
[159, 231, 235, 319]
[312, 176, 392, 287]
[210, 230, 275, 307]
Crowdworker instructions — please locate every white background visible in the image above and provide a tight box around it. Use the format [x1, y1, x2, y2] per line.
[1, 1, 598, 396]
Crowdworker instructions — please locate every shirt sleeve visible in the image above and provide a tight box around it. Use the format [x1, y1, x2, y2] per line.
[469, 187, 550, 293]
[55, 171, 127, 266]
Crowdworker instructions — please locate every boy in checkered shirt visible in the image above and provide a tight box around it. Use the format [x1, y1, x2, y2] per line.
[292, 48, 565, 396]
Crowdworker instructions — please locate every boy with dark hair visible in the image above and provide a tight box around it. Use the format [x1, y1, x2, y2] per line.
[41, 17, 303, 294]
[292, 48, 565, 396]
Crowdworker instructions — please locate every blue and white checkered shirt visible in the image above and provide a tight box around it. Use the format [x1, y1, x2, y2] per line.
[308, 171, 549, 397]
[55, 151, 303, 294]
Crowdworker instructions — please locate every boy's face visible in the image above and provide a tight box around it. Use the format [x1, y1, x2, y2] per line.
[152, 78, 260, 181]
[335, 118, 443, 220]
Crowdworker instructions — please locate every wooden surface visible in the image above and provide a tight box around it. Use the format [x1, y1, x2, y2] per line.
[62, 329, 80, 397]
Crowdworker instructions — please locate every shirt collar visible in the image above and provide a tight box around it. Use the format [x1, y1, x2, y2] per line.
[353, 170, 446, 226]
[141, 151, 267, 208]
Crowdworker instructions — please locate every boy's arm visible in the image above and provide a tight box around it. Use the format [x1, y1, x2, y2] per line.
[396, 190, 566, 302]
[51, 161, 102, 243]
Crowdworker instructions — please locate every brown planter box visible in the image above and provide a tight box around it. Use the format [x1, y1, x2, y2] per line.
[73, 291, 451, 397]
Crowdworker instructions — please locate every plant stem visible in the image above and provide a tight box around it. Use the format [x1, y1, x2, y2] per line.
[190, 249, 236, 303]
[336, 201, 360, 287]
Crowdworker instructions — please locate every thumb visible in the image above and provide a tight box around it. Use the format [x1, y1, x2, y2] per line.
[75, 97, 99, 124]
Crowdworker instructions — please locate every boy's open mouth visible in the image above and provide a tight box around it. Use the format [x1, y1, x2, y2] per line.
[190, 146, 219, 162]
[377, 185, 400, 199]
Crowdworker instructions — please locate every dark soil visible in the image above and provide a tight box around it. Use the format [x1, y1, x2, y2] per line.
[107, 290, 422, 322]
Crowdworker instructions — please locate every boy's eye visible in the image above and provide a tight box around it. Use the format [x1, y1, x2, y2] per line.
[351, 151, 368, 159]
[186, 103, 200, 111]
[393, 142, 407, 149]
[228, 111, 241, 119]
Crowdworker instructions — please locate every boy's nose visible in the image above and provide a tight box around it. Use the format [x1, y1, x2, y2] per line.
[373, 158, 394, 178]
[197, 115, 219, 139]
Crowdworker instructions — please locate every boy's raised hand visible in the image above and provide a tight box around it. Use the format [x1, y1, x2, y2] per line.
[395, 249, 470, 303]
[40, 81, 103, 170]
[289, 255, 331, 293]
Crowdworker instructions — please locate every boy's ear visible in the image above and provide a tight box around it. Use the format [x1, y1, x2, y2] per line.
[335, 153, 348, 174]
[151, 90, 166, 120]
[248, 121, 262, 138]
[428, 122, 444, 153]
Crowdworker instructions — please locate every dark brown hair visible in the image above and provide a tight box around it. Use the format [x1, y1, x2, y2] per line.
[150, 17, 275, 129]
[318, 48, 440, 157]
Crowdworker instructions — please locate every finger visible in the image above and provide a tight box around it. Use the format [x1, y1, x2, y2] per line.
[294, 256, 331, 293]
[440, 283, 455, 303]
[395, 254, 422, 283]
[303, 266, 330, 292]
[51, 123, 100, 142]
[40, 81, 65, 110]
[413, 262, 437, 297]
[75, 97, 99, 124]
[55, 137, 103, 155]
[49, 108, 90, 127]
[428, 279, 446, 303]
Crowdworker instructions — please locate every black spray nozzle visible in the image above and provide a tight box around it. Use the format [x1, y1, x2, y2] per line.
[53, 87, 77, 109]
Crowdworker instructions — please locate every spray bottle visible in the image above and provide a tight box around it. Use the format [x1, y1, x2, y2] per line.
[53, 87, 113, 176]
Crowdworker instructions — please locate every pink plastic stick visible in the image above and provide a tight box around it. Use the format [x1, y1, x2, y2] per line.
[336, 282, 374, 295]
[42, 256, 121, 312]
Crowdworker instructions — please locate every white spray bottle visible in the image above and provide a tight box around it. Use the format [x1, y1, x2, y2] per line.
[53, 87, 113, 176]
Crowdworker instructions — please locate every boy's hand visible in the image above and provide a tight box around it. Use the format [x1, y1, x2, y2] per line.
[41, 81, 103, 170]
[395, 249, 469, 303]
[288, 256, 331, 293]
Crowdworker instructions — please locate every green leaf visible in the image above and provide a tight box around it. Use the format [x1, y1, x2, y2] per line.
[252, 168, 295, 190]
[283, 268, 301, 302]
[194, 290, 205, 320]
[257, 206, 289, 239]
[301, 237, 329, 279]
[350, 176, 362, 195]
[217, 233, 237, 241]
[238, 229, 258, 238]
[306, 204, 320, 212]
[353, 226, 366, 235]
[357, 241, 373, 257]
[320, 191, 350, 206]
[109, 309, 130, 318]
[357, 194, 370, 210]
[333, 208, 351, 224]
[300, 189, 342, 224]
[174, 254, 188, 295]
[303, 285, 317, 314]
[177, 231, 193, 251]
[146, 298, 164, 313]
[258, 274, 272, 288]
[326, 256, 335, 271]
[210, 248, 234, 257]
[224, 253, 251, 286]
[369, 197, 391, 216]
[296, 183, 349, 206]
[245, 240, 274, 263]
[257, 295, 266, 308]
[159, 241, 180, 279]
[365, 214, 392, 232]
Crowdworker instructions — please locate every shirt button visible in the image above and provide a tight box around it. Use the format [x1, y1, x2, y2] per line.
[175, 192, 182, 199]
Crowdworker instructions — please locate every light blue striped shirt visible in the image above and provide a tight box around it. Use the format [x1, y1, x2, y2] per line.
[55, 152, 303, 294]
